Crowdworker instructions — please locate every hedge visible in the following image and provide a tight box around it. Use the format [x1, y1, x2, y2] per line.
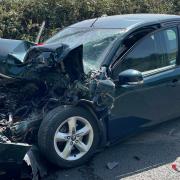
[0, 0, 178, 42]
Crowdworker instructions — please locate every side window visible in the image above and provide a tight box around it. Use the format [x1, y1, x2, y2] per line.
[113, 27, 178, 78]
[165, 29, 178, 65]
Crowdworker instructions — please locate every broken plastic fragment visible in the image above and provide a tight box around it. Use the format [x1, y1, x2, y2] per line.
[106, 161, 119, 170]
[36, 43, 44, 46]
[172, 163, 177, 171]
[24, 146, 49, 180]
[171, 157, 180, 172]
[133, 156, 140, 161]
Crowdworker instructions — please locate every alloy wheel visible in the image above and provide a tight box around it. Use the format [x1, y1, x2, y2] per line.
[53, 116, 94, 161]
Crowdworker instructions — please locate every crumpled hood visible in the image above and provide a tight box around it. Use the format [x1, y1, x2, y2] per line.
[0, 39, 84, 80]
[0, 38, 33, 62]
[24, 42, 70, 62]
[23, 42, 85, 79]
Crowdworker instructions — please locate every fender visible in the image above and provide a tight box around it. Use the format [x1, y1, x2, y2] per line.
[76, 99, 108, 148]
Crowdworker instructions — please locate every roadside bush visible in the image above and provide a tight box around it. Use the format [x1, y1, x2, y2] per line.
[0, 0, 178, 42]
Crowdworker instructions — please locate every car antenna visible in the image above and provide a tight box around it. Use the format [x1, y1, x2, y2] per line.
[90, 14, 108, 28]
[90, 18, 98, 27]
[35, 21, 46, 44]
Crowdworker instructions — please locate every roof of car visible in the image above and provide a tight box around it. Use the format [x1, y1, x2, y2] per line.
[70, 14, 180, 30]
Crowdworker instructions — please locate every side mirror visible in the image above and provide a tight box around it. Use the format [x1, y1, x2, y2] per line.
[118, 69, 143, 86]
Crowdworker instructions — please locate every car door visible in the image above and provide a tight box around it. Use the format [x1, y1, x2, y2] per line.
[108, 26, 180, 141]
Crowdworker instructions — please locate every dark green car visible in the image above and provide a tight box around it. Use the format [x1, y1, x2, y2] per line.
[0, 14, 180, 168]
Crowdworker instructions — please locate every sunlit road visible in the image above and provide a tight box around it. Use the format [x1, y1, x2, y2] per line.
[45, 118, 180, 180]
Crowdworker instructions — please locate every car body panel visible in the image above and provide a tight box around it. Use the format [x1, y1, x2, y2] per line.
[108, 65, 180, 141]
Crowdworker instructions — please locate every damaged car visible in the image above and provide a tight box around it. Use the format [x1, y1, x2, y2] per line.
[1, 14, 180, 168]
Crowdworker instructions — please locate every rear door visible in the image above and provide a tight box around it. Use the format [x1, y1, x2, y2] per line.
[108, 26, 180, 141]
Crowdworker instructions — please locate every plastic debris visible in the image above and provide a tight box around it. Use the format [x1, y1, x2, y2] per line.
[172, 163, 178, 171]
[133, 156, 140, 161]
[24, 146, 49, 180]
[171, 157, 180, 172]
[169, 129, 175, 136]
[106, 161, 119, 170]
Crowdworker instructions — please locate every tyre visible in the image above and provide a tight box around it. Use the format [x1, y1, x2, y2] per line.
[38, 106, 100, 168]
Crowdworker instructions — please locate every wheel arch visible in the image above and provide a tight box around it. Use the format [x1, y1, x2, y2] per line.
[75, 99, 107, 148]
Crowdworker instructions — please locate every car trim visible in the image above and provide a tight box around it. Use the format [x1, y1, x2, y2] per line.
[0, 73, 13, 79]
[142, 64, 176, 77]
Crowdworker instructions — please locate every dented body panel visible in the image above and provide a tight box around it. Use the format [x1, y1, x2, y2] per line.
[0, 38, 114, 148]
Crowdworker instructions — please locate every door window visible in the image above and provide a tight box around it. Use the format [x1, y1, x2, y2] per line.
[165, 29, 178, 65]
[113, 27, 178, 78]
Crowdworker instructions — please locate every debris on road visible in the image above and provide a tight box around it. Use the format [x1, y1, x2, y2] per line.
[168, 128, 175, 136]
[171, 157, 180, 172]
[133, 156, 141, 161]
[25, 146, 49, 180]
[106, 161, 119, 170]
[172, 163, 178, 171]
[0, 142, 31, 179]
[0, 144, 50, 180]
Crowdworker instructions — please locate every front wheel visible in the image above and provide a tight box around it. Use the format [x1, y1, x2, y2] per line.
[38, 106, 100, 168]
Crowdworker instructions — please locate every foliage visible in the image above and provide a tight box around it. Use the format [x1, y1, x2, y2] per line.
[0, 0, 178, 42]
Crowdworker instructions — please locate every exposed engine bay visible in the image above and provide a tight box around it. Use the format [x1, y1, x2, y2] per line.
[0, 40, 115, 146]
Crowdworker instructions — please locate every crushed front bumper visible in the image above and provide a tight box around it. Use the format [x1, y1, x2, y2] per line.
[0, 142, 31, 178]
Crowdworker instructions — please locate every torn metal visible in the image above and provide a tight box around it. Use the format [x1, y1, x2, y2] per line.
[0, 39, 115, 176]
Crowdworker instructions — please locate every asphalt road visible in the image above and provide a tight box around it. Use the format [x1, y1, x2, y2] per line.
[44, 118, 180, 180]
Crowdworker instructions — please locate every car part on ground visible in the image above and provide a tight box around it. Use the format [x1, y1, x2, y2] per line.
[0, 142, 30, 179]
[24, 145, 51, 180]
[0, 144, 52, 180]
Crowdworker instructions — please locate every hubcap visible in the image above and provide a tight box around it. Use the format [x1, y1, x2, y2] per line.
[54, 116, 94, 161]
